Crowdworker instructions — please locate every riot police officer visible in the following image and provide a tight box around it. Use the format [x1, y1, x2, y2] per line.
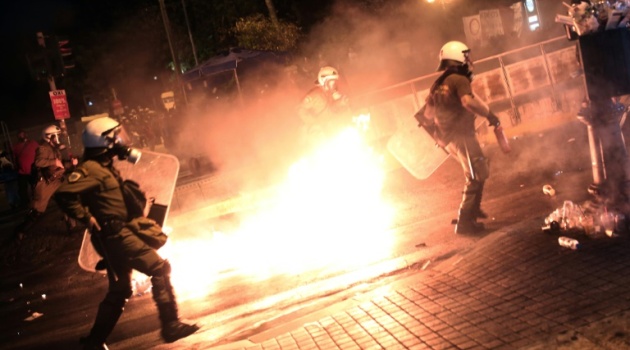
[417, 41, 502, 234]
[14, 125, 71, 238]
[297, 66, 351, 143]
[54, 117, 198, 349]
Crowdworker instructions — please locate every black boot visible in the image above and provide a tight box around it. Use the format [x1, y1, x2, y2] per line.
[157, 302, 199, 343]
[455, 212, 485, 234]
[81, 298, 124, 350]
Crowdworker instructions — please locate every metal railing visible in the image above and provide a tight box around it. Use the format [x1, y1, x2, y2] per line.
[355, 36, 584, 131]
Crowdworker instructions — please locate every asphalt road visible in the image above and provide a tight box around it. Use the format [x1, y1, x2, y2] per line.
[0, 119, 599, 350]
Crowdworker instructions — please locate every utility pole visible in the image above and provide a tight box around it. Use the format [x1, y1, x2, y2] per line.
[181, 0, 198, 66]
[36, 32, 72, 151]
[158, 0, 188, 105]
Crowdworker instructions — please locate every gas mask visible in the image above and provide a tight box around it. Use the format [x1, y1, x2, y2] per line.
[325, 79, 344, 100]
[83, 117, 142, 164]
[106, 126, 141, 164]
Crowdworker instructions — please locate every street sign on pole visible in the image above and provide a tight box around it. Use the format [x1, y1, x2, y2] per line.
[49, 89, 71, 120]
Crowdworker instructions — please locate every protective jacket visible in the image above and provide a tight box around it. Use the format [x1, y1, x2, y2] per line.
[34, 141, 64, 182]
[427, 68, 476, 145]
[55, 159, 127, 226]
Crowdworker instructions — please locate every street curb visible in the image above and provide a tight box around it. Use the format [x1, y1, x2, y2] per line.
[200, 217, 546, 350]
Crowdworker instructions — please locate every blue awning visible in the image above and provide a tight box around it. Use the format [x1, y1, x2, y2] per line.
[182, 48, 288, 83]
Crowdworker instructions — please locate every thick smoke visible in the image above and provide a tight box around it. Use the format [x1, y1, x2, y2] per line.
[175, 0, 464, 189]
[173, 0, 593, 199]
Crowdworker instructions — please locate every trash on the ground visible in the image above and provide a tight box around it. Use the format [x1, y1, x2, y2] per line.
[542, 221, 561, 234]
[544, 200, 584, 230]
[421, 261, 431, 270]
[567, 138, 575, 143]
[558, 236, 580, 250]
[24, 312, 43, 321]
[543, 201, 625, 237]
[542, 184, 556, 196]
[415, 242, 426, 248]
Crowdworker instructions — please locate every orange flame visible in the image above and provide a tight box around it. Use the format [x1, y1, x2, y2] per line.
[163, 124, 395, 300]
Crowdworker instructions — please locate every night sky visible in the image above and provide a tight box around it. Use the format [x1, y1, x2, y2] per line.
[0, 0, 154, 131]
[0, 0, 564, 133]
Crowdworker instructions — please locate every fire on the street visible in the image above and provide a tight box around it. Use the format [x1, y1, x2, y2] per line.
[162, 124, 396, 299]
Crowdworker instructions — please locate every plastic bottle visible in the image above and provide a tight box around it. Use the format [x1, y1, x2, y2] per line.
[558, 236, 580, 250]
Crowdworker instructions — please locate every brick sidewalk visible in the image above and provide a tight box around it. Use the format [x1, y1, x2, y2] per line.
[189, 217, 630, 350]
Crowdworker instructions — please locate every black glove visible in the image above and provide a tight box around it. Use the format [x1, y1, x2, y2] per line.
[487, 111, 500, 127]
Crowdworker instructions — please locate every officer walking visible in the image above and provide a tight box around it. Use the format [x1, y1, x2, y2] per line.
[416, 41, 503, 234]
[54, 117, 198, 349]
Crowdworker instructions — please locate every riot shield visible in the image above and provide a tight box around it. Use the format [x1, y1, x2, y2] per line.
[78, 150, 180, 273]
[387, 115, 450, 180]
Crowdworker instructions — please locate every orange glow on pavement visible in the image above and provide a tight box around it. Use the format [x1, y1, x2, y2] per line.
[164, 126, 395, 300]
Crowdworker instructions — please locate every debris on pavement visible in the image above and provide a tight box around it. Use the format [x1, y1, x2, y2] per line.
[542, 184, 556, 196]
[414, 242, 426, 248]
[543, 200, 626, 238]
[24, 312, 43, 321]
[558, 236, 581, 250]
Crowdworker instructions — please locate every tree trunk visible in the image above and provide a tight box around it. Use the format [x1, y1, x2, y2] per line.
[264, 0, 279, 28]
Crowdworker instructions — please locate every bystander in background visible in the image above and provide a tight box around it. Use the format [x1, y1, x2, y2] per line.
[12, 130, 39, 209]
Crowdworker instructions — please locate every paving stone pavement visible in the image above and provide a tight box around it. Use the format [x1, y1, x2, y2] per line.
[197, 217, 630, 350]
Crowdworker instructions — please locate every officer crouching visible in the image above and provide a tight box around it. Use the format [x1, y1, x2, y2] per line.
[54, 117, 198, 349]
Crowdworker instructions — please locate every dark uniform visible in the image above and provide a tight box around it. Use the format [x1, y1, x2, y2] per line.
[55, 157, 196, 347]
[32, 141, 65, 213]
[427, 68, 489, 228]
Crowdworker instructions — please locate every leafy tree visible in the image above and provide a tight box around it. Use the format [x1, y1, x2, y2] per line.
[234, 14, 301, 51]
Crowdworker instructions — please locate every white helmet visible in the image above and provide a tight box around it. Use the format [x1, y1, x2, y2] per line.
[437, 41, 470, 71]
[82, 117, 141, 163]
[42, 125, 61, 143]
[82, 117, 121, 148]
[317, 66, 339, 86]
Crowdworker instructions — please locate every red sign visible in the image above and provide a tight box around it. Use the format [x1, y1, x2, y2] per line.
[49, 90, 71, 120]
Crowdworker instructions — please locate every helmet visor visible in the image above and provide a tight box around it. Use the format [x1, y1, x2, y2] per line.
[103, 125, 133, 148]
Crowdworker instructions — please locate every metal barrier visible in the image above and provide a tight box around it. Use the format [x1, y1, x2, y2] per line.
[354, 36, 584, 139]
